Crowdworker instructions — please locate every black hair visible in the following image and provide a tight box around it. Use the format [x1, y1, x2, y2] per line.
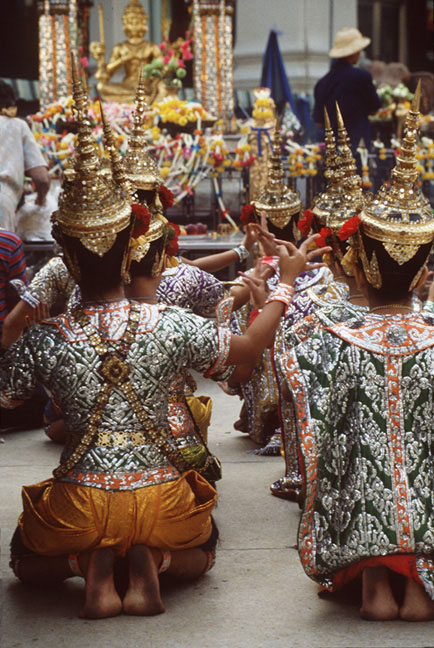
[0, 80, 16, 110]
[360, 231, 431, 301]
[57, 225, 131, 297]
[136, 188, 156, 205]
[267, 217, 298, 244]
[130, 235, 165, 278]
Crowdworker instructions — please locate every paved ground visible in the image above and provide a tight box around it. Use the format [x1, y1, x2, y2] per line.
[1, 375, 433, 648]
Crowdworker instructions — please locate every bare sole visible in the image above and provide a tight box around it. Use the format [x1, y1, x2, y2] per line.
[123, 545, 165, 616]
[80, 548, 122, 620]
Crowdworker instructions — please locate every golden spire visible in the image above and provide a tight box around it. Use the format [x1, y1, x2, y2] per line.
[323, 106, 343, 189]
[359, 78, 433, 271]
[124, 67, 161, 190]
[53, 60, 132, 257]
[335, 101, 361, 188]
[388, 78, 421, 190]
[100, 100, 132, 196]
[70, 53, 99, 178]
[252, 119, 302, 229]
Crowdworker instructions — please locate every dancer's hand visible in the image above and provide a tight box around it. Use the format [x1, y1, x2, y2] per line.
[277, 234, 331, 285]
[24, 302, 50, 330]
[239, 267, 269, 309]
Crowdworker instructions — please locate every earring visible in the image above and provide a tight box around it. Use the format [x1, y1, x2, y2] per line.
[121, 245, 131, 284]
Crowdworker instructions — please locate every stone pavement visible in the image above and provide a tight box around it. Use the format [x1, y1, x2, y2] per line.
[1, 375, 433, 648]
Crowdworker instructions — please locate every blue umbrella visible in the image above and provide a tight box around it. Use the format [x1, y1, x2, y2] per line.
[260, 29, 297, 116]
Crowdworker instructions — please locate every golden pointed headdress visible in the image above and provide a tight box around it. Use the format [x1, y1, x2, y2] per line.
[53, 57, 131, 257]
[323, 104, 372, 241]
[252, 120, 302, 229]
[358, 80, 434, 274]
[311, 107, 346, 228]
[124, 68, 161, 191]
[123, 0, 147, 22]
[100, 100, 132, 197]
[335, 102, 364, 200]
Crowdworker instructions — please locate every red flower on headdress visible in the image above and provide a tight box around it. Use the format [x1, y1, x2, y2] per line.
[131, 204, 151, 238]
[165, 222, 180, 256]
[338, 215, 362, 241]
[297, 209, 314, 237]
[316, 227, 332, 248]
[240, 204, 256, 226]
[159, 185, 174, 211]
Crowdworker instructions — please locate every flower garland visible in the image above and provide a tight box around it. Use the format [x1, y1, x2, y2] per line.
[131, 204, 151, 238]
[297, 208, 314, 237]
[165, 222, 180, 256]
[158, 185, 174, 210]
[240, 204, 256, 226]
[142, 33, 194, 91]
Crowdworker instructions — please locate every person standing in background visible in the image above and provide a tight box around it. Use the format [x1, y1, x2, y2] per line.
[0, 229, 27, 335]
[0, 80, 50, 231]
[313, 27, 381, 153]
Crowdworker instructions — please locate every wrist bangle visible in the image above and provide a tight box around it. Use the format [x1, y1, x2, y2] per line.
[260, 255, 279, 274]
[265, 282, 294, 315]
[233, 244, 250, 262]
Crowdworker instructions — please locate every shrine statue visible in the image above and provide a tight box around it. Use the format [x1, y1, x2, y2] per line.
[90, 0, 167, 103]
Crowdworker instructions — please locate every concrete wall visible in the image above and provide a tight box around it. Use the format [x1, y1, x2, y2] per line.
[233, 0, 357, 93]
[88, 0, 357, 91]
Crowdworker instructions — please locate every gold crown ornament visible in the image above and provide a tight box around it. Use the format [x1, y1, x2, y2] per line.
[100, 101, 133, 198]
[124, 68, 161, 191]
[335, 102, 365, 201]
[311, 106, 346, 229]
[357, 80, 434, 287]
[123, 0, 147, 21]
[252, 121, 302, 229]
[323, 103, 373, 260]
[53, 58, 131, 257]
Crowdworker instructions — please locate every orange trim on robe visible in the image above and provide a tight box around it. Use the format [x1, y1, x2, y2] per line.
[328, 554, 428, 592]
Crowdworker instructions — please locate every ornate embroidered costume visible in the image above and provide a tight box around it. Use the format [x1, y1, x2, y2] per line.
[276, 312, 434, 595]
[1, 299, 230, 554]
[273, 281, 366, 497]
[231, 266, 332, 444]
[159, 262, 223, 316]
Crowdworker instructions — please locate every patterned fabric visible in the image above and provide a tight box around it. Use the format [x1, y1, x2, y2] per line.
[158, 262, 224, 316]
[424, 299, 434, 314]
[276, 311, 434, 595]
[0, 300, 229, 491]
[17, 255, 75, 309]
[0, 230, 27, 331]
[274, 282, 362, 487]
[18, 257, 224, 318]
[0, 116, 46, 230]
[231, 267, 332, 444]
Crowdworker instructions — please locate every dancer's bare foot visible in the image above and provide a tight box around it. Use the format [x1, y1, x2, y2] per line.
[123, 545, 165, 616]
[80, 548, 122, 619]
[360, 566, 399, 621]
[45, 419, 66, 444]
[400, 577, 434, 621]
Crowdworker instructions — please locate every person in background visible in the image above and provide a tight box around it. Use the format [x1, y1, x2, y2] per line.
[0, 229, 27, 336]
[0, 80, 50, 231]
[0, 229, 46, 432]
[313, 27, 381, 153]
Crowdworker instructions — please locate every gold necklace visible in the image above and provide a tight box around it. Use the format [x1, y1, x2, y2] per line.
[369, 304, 413, 313]
[348, 293, 365, 301]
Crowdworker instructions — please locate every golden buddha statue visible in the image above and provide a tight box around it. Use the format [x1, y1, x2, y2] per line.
[90, 0, 167, 103]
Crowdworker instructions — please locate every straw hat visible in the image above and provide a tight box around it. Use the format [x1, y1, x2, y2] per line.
[329, 27, 370, 58]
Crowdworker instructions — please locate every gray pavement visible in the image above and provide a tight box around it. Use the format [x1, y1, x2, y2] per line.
[1, 375, 433, 648]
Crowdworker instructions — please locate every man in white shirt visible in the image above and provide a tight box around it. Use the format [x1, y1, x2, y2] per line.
[0, 80, 50, 231]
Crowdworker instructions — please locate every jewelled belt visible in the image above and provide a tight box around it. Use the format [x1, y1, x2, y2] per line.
[95, 430, 147, 447]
